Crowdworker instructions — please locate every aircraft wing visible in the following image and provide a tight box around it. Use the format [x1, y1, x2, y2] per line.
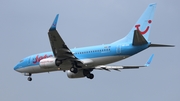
[48, 14, 83, 66]
[95, 54, 154, 71]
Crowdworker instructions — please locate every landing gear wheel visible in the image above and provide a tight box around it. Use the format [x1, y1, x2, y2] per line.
[27, 77, 32, 81]
[87, 73, 94, 79]
[70, 67, 78, 73]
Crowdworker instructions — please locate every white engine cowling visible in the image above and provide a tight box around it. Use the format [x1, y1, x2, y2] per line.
[39, 57, 59, 69]
[67, 70, 85, 78]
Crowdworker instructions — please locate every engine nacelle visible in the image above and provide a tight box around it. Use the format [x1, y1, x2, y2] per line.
[67, 70, 85, 78]
[39, 57, 61, 69]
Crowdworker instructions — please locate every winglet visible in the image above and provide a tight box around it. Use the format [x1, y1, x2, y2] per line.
[49, 14, 59, 31]
[145, 54, 154, 67]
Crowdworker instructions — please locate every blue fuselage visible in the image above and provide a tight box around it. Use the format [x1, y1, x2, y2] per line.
[14, 42, 150, 73]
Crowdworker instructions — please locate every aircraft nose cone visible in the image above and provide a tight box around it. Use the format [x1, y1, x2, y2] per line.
[14, 64, 20, 72]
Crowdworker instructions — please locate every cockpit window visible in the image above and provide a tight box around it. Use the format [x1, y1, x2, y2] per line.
[20, 60, 23, 63]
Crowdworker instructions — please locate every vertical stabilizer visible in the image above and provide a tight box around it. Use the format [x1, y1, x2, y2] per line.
[125, 3, 156, 42]
[113, 3, 157, 44]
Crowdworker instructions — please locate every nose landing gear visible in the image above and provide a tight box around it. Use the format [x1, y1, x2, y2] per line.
[27, 77, 32, 81]
[24, 73, 32, 81]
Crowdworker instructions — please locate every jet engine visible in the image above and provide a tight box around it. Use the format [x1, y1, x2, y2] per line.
[67, 70, 85, 78]
[39, 57, 61, 69]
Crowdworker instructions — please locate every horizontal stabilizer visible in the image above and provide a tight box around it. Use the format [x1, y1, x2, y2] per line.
[149, 44, 175, 47]
[133, 30, 148, 46]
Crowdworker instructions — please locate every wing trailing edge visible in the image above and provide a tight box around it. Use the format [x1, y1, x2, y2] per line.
[95, 54, 154, 71]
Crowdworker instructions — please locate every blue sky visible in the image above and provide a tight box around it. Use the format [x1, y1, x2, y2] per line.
[0, 0, 179, 101]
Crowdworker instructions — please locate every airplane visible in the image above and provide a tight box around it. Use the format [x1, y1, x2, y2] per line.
[14, 3, 174, 81]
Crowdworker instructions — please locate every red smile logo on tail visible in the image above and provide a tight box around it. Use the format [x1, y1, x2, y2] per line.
[135, 20, 152, 35]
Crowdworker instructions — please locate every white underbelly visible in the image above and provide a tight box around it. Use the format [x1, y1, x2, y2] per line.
[17, 55, 129, 73]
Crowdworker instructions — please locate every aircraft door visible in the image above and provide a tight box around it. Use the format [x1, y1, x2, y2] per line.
[27, 56, 32, 65]
[116, 45, 121, 54]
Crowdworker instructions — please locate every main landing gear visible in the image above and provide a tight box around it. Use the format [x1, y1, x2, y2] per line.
[70, 67, 94, 79]
[70, 67, 78, 73]
[70, 63, 79, 73]
[86, 73, 94, 79]
[83, 69, 94, 79]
